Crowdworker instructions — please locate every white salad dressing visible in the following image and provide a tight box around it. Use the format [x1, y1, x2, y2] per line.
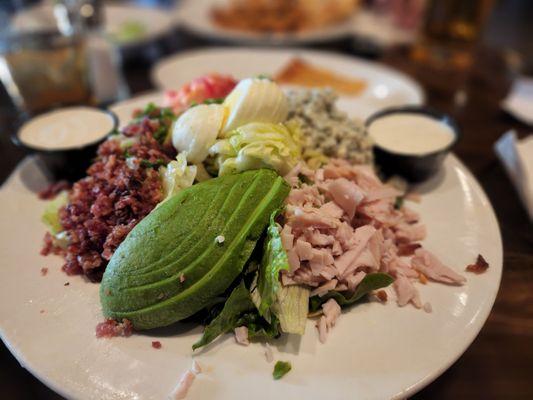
[368, 113, 455, 155]
[19, 107, 115, 150]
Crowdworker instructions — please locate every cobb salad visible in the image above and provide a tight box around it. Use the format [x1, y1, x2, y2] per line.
[40, 73, 481, 396]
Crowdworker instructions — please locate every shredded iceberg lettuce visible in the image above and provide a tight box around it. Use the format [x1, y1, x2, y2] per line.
[209, 122, 302, 176]
[41, 191, 68, 235]
[159, 152, 197, 202]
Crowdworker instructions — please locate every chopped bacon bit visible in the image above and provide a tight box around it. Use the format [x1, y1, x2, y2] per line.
[405, 192, 422, 203]
[64, 282, 70, 286]
[38, 180, 70, 200]
[104, 289, 112, 296]
[179, 274, 186, 283]
[39, 310, 45, 314]
[397, 243, 422, 256]
[418, 272, 428, 284]
[41, 113, 175, 281]
[40, 267, 48, 276]
[95, 319, 133, 338]
[466, 254, 489, 274]
[151, 341, 162, 349]
[376, 290, 388, 302]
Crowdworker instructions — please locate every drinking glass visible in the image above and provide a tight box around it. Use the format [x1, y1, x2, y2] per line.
[0, 2, 93, 115]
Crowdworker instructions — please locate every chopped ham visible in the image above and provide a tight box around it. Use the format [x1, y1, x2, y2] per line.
[327, 178, 365, 219]
[280, 225, 294, 250]
[364, 186, 403, 203]
[394, 274, 422, 308]
[288, 208, 338, 230]
[411, 249, 466, 285]
[345, 271, 366, 291]
[234, 326, 249, 346]
[170, 370, 196, 400]
[317, 316, 328, 344]
[397, 243, 422, 256]
[295, 239, 314, 261]
[395, 223, 427, 242]
[287, 248, 300, 273]
[334, 226, 376, 275]
[310, 279, 338, 297]
[281, 160, 469, 316]
[316, 299, 342, 344]
[319, 201, 345, 219]
[306, 230, 335, 246]
[322, 298, 342, 327]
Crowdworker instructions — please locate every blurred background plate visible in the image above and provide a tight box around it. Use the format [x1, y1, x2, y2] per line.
[151, 47, 424, 120]
[11, 3, 174, 51]
[175, 0, 356, 46]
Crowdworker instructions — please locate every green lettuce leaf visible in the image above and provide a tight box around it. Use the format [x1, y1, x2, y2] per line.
[41, 191, 68, 235]
[309, 273, 394, 313]
[257, 212, 289, 318]
[257, 212, 309, 334]
[273, 361, 292, 380]
[192, 281, 255, 350]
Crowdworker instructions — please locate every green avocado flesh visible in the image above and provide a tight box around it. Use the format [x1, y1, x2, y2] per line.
[99, 169, 290, 330]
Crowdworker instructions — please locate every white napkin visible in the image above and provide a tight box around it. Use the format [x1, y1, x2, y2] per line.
[502, 76, 533, 126]
[494, 131, 533, 221]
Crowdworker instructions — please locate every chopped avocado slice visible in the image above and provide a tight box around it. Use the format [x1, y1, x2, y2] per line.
[100, 169, 290, 330]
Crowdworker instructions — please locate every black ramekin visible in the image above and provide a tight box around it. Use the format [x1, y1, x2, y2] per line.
[12, 109, 118, 182]
[365, 106, 460, 183]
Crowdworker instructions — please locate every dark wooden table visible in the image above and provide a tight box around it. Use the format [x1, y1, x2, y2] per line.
[1, 33, 532, 399]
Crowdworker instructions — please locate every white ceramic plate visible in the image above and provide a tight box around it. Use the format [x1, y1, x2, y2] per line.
[151, 47, 424, 121]
[11, 3, 173, 49]
[0, 153, 502, 400]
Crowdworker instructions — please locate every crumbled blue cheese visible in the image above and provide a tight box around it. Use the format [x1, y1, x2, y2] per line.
[215, 235, 225, 244]
[286, 89, 373, 164]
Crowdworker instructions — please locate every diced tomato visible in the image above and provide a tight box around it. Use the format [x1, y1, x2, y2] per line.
[164, 73, 237, 114]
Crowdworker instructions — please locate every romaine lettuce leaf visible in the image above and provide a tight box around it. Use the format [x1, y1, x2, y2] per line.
[192, 281, 255, 350]
[309, 273, 394, 312]
[257, 212, 289, 318]
[257, 212, 309, 334]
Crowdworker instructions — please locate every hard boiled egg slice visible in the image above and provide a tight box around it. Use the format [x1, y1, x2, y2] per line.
[172, 104, 226, 163]
[221, 78, 289, 136]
